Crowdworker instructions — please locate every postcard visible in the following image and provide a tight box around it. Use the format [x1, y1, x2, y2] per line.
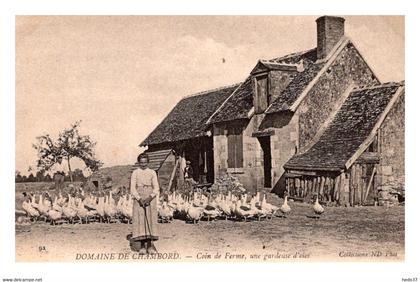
[14, 15, 405, 264]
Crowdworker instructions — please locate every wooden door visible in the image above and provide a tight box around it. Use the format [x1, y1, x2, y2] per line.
[259, 136, 272, 188]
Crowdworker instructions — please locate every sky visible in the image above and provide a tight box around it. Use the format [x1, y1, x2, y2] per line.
[15, 16, 404, 175]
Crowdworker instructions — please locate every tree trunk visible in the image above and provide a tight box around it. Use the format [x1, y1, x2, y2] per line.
[67, 156, 73, 182]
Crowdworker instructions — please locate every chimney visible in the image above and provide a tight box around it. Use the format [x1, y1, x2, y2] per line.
[316, 16, 345, 60]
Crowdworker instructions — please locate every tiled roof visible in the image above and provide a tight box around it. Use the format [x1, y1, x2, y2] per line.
[140, 84, 238, 146]
[208, 48, 319, 124]
[206, 77, 254, 124]
[265, 62, 325, 113]
[284, 82, 404, 171]
[268, 48, 318, 64]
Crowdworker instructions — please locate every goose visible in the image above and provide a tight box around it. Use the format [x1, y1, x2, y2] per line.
[116, 196, 125, 216]
[260, 193, 280, 218]
[52, 196, 63, 213]
[56, 192, 67, 206]
[22, 199, 40, 220]
[37, 193, 51, 220]
[62, 197, 77, 223]
[29, 193, 40, 210]
[96, 196, 106, 222]
[186, 201, 203, 224]
[159, 201, 175, 223]
[249, 196, 266, 221]
[234, 199, 253, 221]
[75, 197, 89, 223]
[313, 195, 324, 219]
[280, 195, 291, 217]
[47, 208, 63, 225]
[219, 197, 233, 220]
[104, 195, 117, 223]
[121, 195, 133, 222]
[202, 196, 221, 221]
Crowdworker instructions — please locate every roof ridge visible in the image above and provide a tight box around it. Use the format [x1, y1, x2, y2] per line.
[259, 60, 300, 67]
[268, 47, 317, 62]
[181, 83, 241, 99]
[352, 81, 404, 91]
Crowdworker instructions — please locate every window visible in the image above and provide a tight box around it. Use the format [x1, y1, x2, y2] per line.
[255, 75, 269, 114]
[368, 135, 378, 152]
[227, 126, 243, 169]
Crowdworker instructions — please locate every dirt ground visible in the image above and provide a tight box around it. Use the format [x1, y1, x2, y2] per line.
[15, 194, 404, 262]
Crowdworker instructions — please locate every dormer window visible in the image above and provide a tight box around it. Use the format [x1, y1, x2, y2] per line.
[254, 74, 270, 114]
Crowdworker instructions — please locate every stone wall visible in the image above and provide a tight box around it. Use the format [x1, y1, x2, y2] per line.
[213, 124, 228, 175]
[213, 112, 300, 193]
[297, 43, 379, 150]
[269, 113, 299, 188]
[213, 119, 264, 193]
[378, 91, 405, 189]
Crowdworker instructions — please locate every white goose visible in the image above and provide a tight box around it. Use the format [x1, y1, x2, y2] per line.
[280, 195, 291, 218]
[313, 195, 325, 219]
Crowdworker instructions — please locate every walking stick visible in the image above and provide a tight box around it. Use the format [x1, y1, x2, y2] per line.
[143, 204, 153, 238]
[141, 196, 157, 253]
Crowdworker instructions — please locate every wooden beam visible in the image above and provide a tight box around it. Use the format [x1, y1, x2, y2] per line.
[364, 166, 377, 203]
[168, 157, 179, 192]
[325, 177, 332, 202]
[350, 166, 356, 206]
[354, 164, 360, 205]
[319, 176, 326, 199]
[339, 173, 346, 206]
[334, 174, 340, 202]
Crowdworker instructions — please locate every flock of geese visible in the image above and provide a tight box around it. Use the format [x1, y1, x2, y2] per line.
[20, 189, 325, 225]
[21, 190, 134, 225]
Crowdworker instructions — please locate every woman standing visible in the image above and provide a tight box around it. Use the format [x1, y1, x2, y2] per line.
[130, 153, 159, 254]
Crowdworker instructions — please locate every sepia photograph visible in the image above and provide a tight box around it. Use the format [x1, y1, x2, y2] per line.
[14, 15, 405, 263]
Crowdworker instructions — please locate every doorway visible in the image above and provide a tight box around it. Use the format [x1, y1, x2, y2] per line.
[258, 136, 272, 188]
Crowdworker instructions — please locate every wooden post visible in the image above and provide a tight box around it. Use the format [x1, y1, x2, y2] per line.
[360, 165, 364, 204]
[319, 176, 325, 200]
[325, 177, 332, 202]
[168, 157, 180, 192]
[295, 178, 301, 197]
[364, 166, 377, 203]
[334, 175, 340, 202]
[356, 164, 363, 205]
[340, 172, 348, 206]
[353, 165, 359, 205]
[307, 179, 311, 195]
[350, 166, 356, 207]
[316, 177, 321, 195]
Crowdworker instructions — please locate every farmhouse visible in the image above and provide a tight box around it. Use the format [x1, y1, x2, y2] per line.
[140, 16, 404, 206]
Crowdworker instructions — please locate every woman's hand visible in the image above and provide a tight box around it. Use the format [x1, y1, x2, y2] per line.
[137, 198, 145, 207]
[143, 195, 155, 206]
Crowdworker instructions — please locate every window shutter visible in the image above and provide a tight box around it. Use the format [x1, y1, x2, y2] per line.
[235, 132, 243, 168]
[255, 75, 268, 114]
[227, 126, 243, 169]
[227, 128, 236, 168]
